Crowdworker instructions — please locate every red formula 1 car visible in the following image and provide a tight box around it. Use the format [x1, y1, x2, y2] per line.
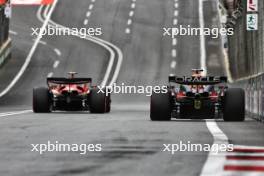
[33, 72, 111, 113]
[150, 69, 245, 121]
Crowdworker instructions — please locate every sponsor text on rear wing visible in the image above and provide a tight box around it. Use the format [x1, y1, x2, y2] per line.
[168, 75, 227, 85]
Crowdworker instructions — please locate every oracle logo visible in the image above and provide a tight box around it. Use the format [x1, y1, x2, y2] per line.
[175, 76, 221, 83]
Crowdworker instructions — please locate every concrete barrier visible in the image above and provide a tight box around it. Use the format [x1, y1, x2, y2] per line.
[217, 0, 264, 121]
[0, 5, 9, 46]
[238, 75, 264, 122]
[226, 0, 264, 80]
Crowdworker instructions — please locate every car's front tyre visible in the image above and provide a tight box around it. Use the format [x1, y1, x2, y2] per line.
[33, 87, 51, 113]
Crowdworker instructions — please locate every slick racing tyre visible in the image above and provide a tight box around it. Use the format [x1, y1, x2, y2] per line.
[33, 87, 51, 113]
[90, 88, 108, 113]
[223, 88, 245, 121]
[150, 90, 172, 121]
[105, 92, 111, 113]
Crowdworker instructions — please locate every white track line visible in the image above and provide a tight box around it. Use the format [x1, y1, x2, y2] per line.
[225, 160, 264, 166]
[36, 5, 44, 22]
[173, 18, 178, 25]
[88, 4, 94, 10]
[39, 40, 47, 45]
[43, 4, 51, 18]
[226, 152, 264, 157]
[125, 28, 131, 34]
[33, 39, 47, 45]
[9, 30, 18, 35]
[0, 0, 58, 98]
[54, 48, 61, 56]
[47, 72, 54, 78]
[198, 1, 225, 174]
[171, 0, 178, 68]
[0, 110, 32, 117]
[83, 19, 89, 25]
[223, 48, 233, 83]
[234, 145, 264, 149]
[53, 60, 60, 68]
[127, 19, 132, 25]
[84, 2, 95, 28]
[172, 49, 177, 58]
[126, 0, 136, 34]
[170, 61, 177, 69]
[174, 10, 178, 17]
[172, 38, 177, 46]
[129, 11, 134, 17]
[200, 120, 229, 176]
[42, 5, 123, 87]
[131, 3, 136, 9]
[86, 11, 91, 17]
[199, 0, 207, 75]
[46, 20, 115, 87]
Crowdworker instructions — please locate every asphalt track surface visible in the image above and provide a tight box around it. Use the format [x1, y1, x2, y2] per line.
[0, 0, 263, 176]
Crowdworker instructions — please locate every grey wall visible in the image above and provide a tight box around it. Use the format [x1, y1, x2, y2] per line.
[227, 0, 264, 79]
[0, 5, 9, 47]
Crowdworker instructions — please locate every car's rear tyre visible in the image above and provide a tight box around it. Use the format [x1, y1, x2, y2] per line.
[150, 90, 172, 121]
[33, 87, 51, 113]
[223, 88, 245, 121]
[105, 93, 111, 113]
[90, 88, 107, 113]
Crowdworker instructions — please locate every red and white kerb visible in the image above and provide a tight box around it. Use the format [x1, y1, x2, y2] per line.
[11, 0, 54, 5]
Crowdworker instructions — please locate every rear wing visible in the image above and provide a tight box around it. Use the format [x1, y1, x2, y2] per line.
[169, 75, 227, 85]
[47, 77, 92, 85]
